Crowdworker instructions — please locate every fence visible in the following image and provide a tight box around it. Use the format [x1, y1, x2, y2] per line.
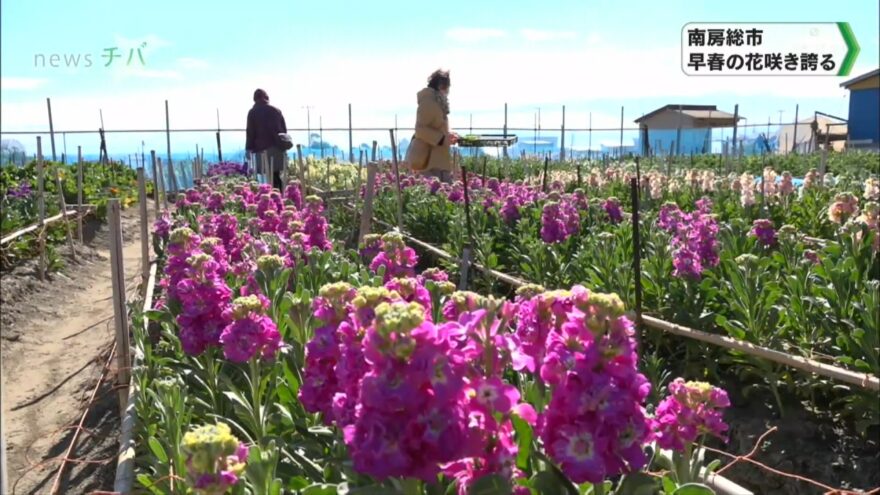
[0, 100, 854, 171]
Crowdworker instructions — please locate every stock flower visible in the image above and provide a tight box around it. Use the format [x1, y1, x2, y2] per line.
[541, 201, 568, 244]
[651, 378, 730, 452]
[602, 197, 623, 224]
[779, 172, 795, 196]
[500, 195, 521, 224]
[181, 422, 248, 495]
[218, 295, 282, 363]
[750, 219, 777, 247]
[828, 193, 859, 224]
[359, 233, 382, 262]
[302, 195, 332, 251]
[803, 249, 821, 265]
[301, 283, 356, 420]
[539, 289, 651, 483]
[349, 301, 472, 481]
[865, 178, 880, 201]
[153, 211, 173, 239]
[370, 232, 418, 282]
[284, 180, 304, 209]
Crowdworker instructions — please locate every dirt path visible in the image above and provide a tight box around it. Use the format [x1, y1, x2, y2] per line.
[1, 205, 147, 495]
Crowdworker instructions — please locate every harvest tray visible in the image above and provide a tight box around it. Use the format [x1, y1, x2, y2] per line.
[456, 134, 518, 147]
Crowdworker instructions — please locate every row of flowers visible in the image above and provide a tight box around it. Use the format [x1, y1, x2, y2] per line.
[141, 175, 733, 494]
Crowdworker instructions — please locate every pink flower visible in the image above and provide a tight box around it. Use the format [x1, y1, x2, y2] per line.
[218, 296, 282, 363]
[651, 378, 730, 451]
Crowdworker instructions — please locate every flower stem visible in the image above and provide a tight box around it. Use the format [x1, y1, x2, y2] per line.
[593, 482, 605, 495]
[249, 356, 265, 445]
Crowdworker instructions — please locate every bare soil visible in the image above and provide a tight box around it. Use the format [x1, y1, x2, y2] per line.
[1, 205, 147, 495]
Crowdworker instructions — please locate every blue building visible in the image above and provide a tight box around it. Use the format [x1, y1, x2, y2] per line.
[634, 104, 741, 156]
[840, 69, 880, 149]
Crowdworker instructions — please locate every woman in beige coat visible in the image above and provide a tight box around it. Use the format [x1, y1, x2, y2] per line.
[405, 69, 459, 182]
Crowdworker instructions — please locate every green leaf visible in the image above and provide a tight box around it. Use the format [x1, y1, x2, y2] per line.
[303, 484, 339, 495]
[511, 415, 533, 470]
[136, 473, 165, 495]
[672, 483, 716, 495]
[617, 472, 658, 495]
[147, 437, 168, 463]
[530, 471, 565, 495]
[662, 475, 677, 494]
[470, 474, 513, 495]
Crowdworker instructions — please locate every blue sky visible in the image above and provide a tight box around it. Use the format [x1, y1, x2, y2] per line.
[1, 0, 878, 158]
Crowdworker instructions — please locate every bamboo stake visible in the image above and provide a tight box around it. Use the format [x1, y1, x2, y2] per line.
[138, 168, 150, 283]
[36, 137, 47, 280]
[0, 211, 78, 246]
[108, 199, 131, 415]
[296, 145, 307, 188]
[54, 165, 77, 260]
[151, 151, 160, 220]
[358, 162, 378, 244]
[114, 262, 157, 495]
[77, 146, 84, 243]
[389, 129, 403, 230]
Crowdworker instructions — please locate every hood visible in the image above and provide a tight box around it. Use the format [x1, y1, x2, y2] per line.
[417, 87, 436, 104]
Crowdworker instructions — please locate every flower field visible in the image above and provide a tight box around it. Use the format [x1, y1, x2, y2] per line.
[128, 153, 879, 495]
[0, 159, 147, 269]
[368, 159, 879, 430]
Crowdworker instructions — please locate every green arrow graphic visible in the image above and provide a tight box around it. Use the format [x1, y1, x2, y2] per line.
[837, 22, 859, 76]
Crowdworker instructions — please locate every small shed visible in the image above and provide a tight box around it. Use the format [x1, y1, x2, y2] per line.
[840, 68, 880, 149]
[634, 104, 743, 156]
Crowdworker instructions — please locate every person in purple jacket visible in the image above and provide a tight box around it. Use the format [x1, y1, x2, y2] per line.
[246, 89, 288, 189]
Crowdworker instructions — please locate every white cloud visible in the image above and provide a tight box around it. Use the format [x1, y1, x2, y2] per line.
[1, 77, 49, 90]
[520, 29, 578, 42]
[445, 28, 506, 43]
[0, 39, 859, 152]
[177, 57, 209, 69]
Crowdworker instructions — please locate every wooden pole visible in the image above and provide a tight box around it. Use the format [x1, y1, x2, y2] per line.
[166, 157, 178, 197]
[503, 103, 509, 158]
[820, 130, 830, 175]
[460, 165, 474, 290]
[791, 104, 799, 154]
[371, 140, 378, 162]
[262, 151, 269, 185]
[630, 177, 643, 341]
[731, 103, 739, 152]
[619, 106, 624, 160]
[296, 145, 306, 187]
[358, 162, 378, 243]
[0, 350, 8, 495]
[77, 147, 84, 243]
[389, 129, 403, 230]
[541, 155, 549, 192]
[137, 168, 150, 284]
[108, 199, 131, 415]
[164, 100, 178, 192]
[47, 98, 57, 161]
[216, 131, 223, 163]
[348, 103, 355, 163]
[54, 165, 77, 260]
[157, 157, 169, 210]
[150, 151, 160, 219]
[560, 105, 566, 162]
[36, 137, 47, 280]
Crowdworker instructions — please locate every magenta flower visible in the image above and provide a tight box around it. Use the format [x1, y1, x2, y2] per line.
[651, 378, 730, 452]
[218, 296, 282, 363]
[541, 202, 569, 244]
[369, 232, 418, 282]
[602, 197, 623, 224]
[750, 219, 777, 247]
